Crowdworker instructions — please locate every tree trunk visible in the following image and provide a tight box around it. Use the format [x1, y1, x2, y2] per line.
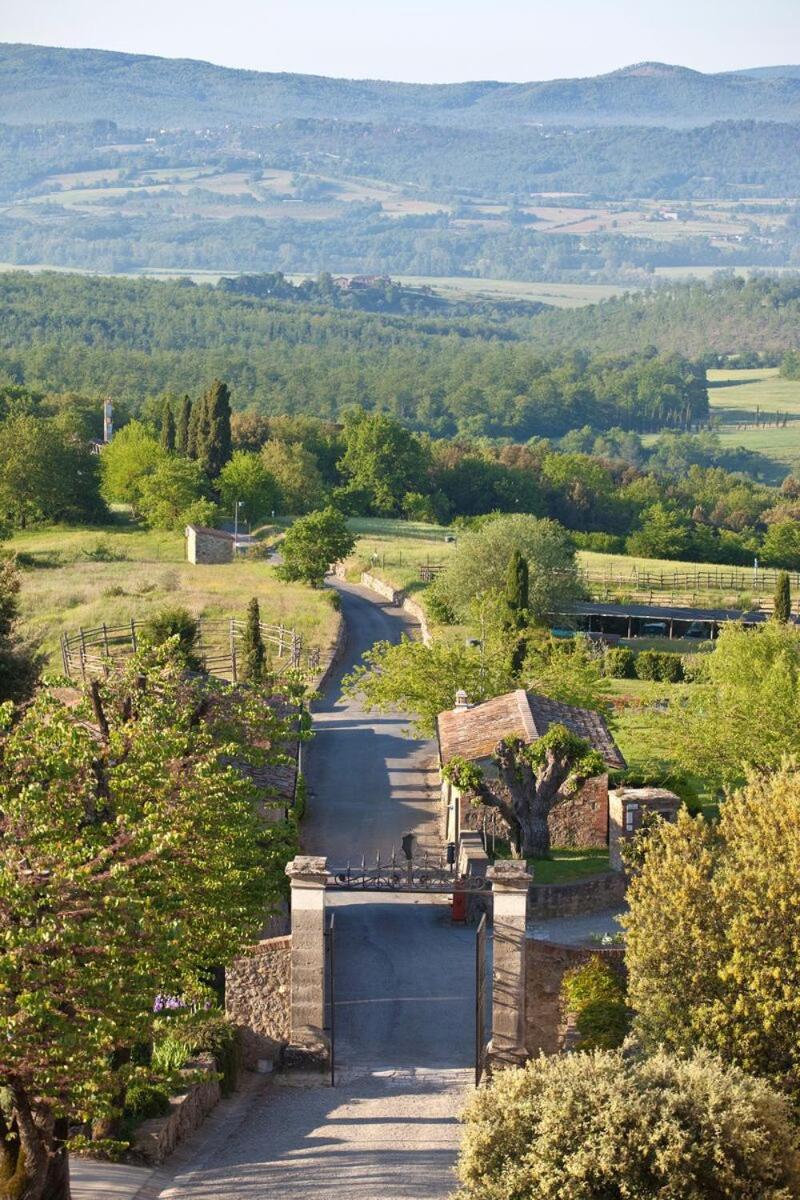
[4, 1088, 67, 1200]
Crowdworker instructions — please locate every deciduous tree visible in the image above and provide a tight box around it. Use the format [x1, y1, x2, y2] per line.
[276, 507, 355, 587]
[0, 652, 298, 1200]
[624, 765, 800, 1086]
[444, 725, 603, 858]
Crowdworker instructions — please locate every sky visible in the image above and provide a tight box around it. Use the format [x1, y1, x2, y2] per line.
[2, 0, 799, 82]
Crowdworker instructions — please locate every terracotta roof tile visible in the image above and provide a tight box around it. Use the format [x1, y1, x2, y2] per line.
[436, 689, 625, 770]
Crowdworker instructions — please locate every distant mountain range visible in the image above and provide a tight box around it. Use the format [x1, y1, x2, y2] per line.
[3, 44, 800, 128]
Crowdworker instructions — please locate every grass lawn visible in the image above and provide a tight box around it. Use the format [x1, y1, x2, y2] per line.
[7, 520, 339, 668]
[493, 842, 611, 882]
[528, 848, 611, 883]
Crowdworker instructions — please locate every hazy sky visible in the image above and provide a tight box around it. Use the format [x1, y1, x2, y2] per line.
[3, 0, 799, 82]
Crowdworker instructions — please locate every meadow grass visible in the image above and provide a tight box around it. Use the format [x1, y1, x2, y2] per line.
[7, 522, 339, 667]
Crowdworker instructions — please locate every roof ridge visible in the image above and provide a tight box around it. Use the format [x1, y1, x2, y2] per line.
[517, 688, 539, 740]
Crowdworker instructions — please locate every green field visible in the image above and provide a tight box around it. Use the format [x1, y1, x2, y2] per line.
[8, 521, 339, 667]
[707, 367, 800, 479]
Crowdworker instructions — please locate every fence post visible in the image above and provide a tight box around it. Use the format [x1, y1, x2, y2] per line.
[230, 618, 238, 683]
[61, 634, 70, 679]
[78, 627, 87, 681]
[102, 623, 110, 657]
[130, 619, 138, 653]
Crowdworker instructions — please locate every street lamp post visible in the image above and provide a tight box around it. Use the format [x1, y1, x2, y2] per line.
[234, 500, 244, 550]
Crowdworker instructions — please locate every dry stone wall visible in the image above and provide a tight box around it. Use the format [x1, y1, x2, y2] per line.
[131, 1054, 221, 1166]
[527, 871, 626, 920]
[225, 935, 291, 1069]
[524, 941, 625, 1056]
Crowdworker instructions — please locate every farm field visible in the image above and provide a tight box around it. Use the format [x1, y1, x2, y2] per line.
[708, 367, 800, 479]
[8, 522, 339, 667]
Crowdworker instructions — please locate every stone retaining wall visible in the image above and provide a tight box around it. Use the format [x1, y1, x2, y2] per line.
[527, 870, 627, 920]
[359, 572, 432, 645]
[131, 1054, 221, 1166]
[225, 935, 292, 1069]
[525, 941, 625, 1056]
[310, 610, 347, 694]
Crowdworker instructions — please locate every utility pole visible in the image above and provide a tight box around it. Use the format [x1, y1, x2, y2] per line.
[234, 500, 244, 550]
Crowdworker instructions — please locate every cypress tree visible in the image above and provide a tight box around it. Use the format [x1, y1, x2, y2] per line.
[505, 549, 529, 674]
[773, 570, 792, 623]
[196, 379, 232, 479]
[187, 392, 204, 461]
[160, 403, 176, 453]
[241, 597, 266, 682]
[175, 395, 192, 455]
[506, 550, 529, 628]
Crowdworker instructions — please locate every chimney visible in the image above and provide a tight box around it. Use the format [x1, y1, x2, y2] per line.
[454, 689, 470, 712]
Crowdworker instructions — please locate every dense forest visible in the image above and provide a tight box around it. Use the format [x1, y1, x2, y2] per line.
[530, 274, 800, 356]
[0, 271, 708, 437]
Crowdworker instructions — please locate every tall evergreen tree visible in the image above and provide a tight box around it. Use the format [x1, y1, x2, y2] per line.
[194, 379, 232, 479]
[241, 596, 266, 682]
[773, 570, 791, 623]
[175, 395, 192, 455]
[160, 402, 176, 453]
[505, 548, 529, 673]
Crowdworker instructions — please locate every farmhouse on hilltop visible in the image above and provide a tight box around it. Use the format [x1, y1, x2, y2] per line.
[437, 689, 625, 850]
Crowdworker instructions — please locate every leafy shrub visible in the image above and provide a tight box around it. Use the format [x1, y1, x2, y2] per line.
[325, 588, 342, 611]
[153, 1009, 240, 1095]
[570, 531, 626, 553]
[635, 650, 684, 682]
[561, 956, 628, 1050]
[140, 606, 203, 670]
[422, 586, 454, 624]
[81, 539, 127, 563]
[681, 653, 709, 682]
[151, 1035, 194, 1075]
[603, 646, 635, 678]
[124, 1082, 171, 1120]
[102, 584, 126, 598]
[456, 1050, 800, 1200]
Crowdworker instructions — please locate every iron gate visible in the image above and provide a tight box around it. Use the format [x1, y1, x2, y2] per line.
[325, 912, 336, 1086]
[475, 913, 488, 1085]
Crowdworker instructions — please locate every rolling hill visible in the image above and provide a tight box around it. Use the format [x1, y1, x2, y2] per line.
[3, 44, 800, 128]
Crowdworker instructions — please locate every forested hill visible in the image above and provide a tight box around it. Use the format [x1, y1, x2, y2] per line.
[4, 45, 800, 127]
[0, 270, 707, 439]
[528, 275, 800, 356]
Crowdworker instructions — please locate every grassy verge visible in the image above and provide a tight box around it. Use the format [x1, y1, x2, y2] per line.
[7, 520, 339, 667]
[492, 841, 611, 882]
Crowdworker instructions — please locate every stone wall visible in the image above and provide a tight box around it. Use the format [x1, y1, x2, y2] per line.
[524, 941, 625, 1056]
[225, 935, 292, 1069]
[131, 1054, 221, 1166]
[458, 774, 609, 852]
[527, 870, 627, 920]
[359, 572, 433, 645]
[186, 528, 234, 565]
[548, 774, 608, 849]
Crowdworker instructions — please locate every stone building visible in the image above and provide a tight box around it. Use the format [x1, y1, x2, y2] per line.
[185, 524, 235, 565]
[436, 689, 625, 851]
[608, 786, 681, 870]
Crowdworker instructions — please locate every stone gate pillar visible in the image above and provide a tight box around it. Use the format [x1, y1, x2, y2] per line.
[285, 855, 328, 1034]
[487, 860, 532, 1069]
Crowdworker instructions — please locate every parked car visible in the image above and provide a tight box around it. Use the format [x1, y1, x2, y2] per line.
[683, 621, 710, 639]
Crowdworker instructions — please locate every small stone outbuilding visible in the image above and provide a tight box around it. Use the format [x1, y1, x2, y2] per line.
[608, 786, 681, 869]
[185, 525, 235, 565]
[437, 689, 625, 851]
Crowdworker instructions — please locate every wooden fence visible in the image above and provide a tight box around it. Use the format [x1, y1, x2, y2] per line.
[417, 563, 799, 595]
[60, 617, 318, 683]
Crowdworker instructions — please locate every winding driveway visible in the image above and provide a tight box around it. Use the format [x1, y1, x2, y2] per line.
[153, 580, 475, 1200]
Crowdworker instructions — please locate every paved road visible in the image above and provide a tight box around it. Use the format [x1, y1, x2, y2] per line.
[154, 580, 474, 1200]
[303, 580, 442, 863]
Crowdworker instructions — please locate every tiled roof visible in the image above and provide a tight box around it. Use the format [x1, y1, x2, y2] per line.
[185, 525, 235, 540]
[436, 689, 625, 770]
